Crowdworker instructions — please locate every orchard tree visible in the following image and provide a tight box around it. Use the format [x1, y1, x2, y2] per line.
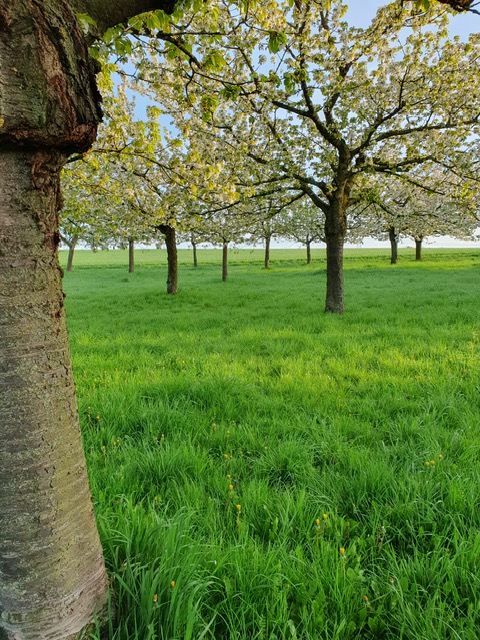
[231, 189, 303, 268]
[131, 0, 480, 312]
[62, 153, 160, 273]
[356, 167, 479, 262]
[277, 199, 326, 264]
[0, 2, 180, 638]
[63, 82, 195, 291]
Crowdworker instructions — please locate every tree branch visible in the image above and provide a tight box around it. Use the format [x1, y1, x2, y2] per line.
[70, 0, 177, 35]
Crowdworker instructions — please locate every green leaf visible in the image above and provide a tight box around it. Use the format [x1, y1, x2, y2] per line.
[284, 72, 296, 94]
[220, 84, 241, 100]
[113, 37, 132, 57]
[268, 31, 288, 54]
[200, 94, 218, 121]
[203, 51, 227, 71]
[102, 26, 118, 44]
[76, 12, 97, 31]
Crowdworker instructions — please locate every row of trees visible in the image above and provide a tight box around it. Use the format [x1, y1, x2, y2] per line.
[62, 0, 480, 306]
[1, 1, 479, 638]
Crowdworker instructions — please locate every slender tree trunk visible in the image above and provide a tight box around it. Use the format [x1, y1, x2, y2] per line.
[324, 202, 346, 313]
[389, 226, 399, 264]
[415, 237, 423, 261]
[324, 233, 345, 313]
[222, 241, 228, 281]
[159, 225, 178, 294]
[66, 237, 78, 272]
[192, 239, 198, 268]
[306, 238, 312, 265]
[264, 234, 271, 269]
[128, 237, 135, 273]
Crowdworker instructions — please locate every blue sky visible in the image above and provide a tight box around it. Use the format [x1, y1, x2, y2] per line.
[346, 0, 477, 37]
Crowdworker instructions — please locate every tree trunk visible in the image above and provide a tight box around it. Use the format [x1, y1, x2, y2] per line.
[324, 232, 345, 313]
[128, 237, 135, 273]
[306, 238, 312, 265]
[264, 234, 271, 269]
[159, 224, 178, 294]
[415, 237, 423, 261]
[66, 238, 78, 272]
[222, 241, 229, 281]
[0, 3, 110, 637]
[192, 239, 198, 268]
[324, 202, 346, 313]
[0, 150, 108, 640]
[389, 226, 399, 265]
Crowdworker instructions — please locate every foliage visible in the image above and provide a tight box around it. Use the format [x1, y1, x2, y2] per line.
[348, 168, 479, 247]
[84, 0, 480, 312]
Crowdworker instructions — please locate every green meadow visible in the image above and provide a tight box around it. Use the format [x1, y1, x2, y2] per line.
[61, 248, 480, 640]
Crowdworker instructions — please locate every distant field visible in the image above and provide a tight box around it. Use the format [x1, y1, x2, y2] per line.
[60, 245, 480, 269]
[62, 249, 480, 640]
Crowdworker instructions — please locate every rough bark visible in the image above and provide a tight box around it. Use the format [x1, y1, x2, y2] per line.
[389, 226, 399, 265]
[0, 150, 108, 639]
[324, 194, 347, 313]
[324, 232, 345, 313]
[306, 238, 312, 265]
[222, 241, 228, 281]
[0, 0, 175, 636]
[128, 237, 135, 273]
[415, 237, 423, 261]
[158, 224, 178, 294]
[264, 234, 271, 269]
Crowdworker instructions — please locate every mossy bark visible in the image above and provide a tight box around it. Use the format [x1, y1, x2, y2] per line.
[0, 149, 108, 640]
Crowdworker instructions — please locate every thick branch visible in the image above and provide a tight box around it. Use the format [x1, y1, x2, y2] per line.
[70, 0, 177, 34]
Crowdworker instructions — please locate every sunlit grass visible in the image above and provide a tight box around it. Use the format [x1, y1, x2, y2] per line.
[63, 248, 480, 639]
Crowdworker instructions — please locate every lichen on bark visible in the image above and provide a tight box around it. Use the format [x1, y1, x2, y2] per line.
[0, 0, 102, 151]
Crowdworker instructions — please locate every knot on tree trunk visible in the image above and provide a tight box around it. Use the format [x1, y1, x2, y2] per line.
[0, 0, 102, 153]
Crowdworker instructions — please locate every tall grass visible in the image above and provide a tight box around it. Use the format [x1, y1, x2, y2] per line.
[62, 248, 480, 639]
